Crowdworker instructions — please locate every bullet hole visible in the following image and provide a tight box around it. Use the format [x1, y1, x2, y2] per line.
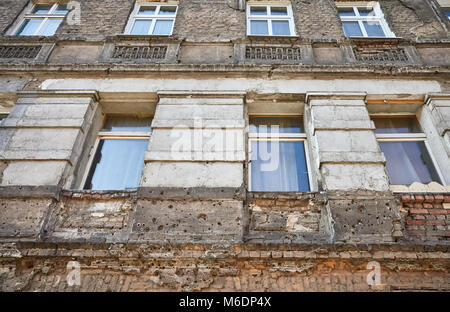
[197, 214, 207, 221]
[158, 225, 163, 231]
[152, 218, 156, 223]
[168, 204, 173, 209]
[358, 206, 365, 213]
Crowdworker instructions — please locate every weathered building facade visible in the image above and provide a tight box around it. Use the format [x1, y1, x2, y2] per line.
[0, 0, 449, 292]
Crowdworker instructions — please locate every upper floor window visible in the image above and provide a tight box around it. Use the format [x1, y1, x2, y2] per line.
[125, 4, 178, 35]
[249, 116, 310, 192]
[246, 4, 296, 36]
[444, 8, 450, 19]
[337, 2, 395, 38]
[83, 116, 152, 190]
[15, 3, 68, 36]
[0, 113, 7, 124]
[373, 117, 444, 186]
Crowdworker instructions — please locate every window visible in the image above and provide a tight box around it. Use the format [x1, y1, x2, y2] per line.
[373, 117, 444, 185]
[246, 4, 296, 36]
[337, 3, 394, 38]
[125, 4, 177, 35]
[83, 116, 152, 190]
[249, 117, 310, 192]
[15, 3, 68, 36]
[0, 114, 7, 124]
[444, 8, 450, 19]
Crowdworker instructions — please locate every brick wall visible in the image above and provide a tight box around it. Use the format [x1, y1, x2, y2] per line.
[1, 244, 449, 292]
[0, 0, 448, 41]
[173, 0, 246, 42]
[401, 194, 450, 241]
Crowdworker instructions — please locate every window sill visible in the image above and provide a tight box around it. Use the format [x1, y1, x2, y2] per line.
[62, 189, 137, 199]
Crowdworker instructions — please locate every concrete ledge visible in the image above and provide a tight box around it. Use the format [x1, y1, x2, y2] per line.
[137, 187, 246, 200]
[0, 185, 61, 199]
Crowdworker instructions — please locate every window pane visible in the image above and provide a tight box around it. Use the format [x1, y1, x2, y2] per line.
[54, 5, 69, 14]
[380, 142, 441, 185]
[32, 5, 52, 14]
[159, 6, 177, 15]
[17, 19, 43, 35]
[85, 140, 148, 190]
[271, 7, 288, 15]
[131, 20, 152, 35]
[102, 116, 152, 132]
[445, 11, 450, 18]
[339, 9, 356, 17]
[138, 6, 156, 15]
[39, 18, 62, 36]
[272, 20, 291, 36]
[363, 21, 385, 37]
[152, 20, 173, 35]
[374, 118, 422, 134]
[250, 6, 267, 15]
[358, 9, 374, 16]
[251, 141, 310, 192]
[342, 21, 363, 37]
[249, 117, 303, 133]
[250, 20, 268, 35]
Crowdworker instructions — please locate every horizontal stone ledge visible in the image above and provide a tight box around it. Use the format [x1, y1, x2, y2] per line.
[313, 121, 375, 131]
[318, 152, 386, 164]
[157, 97, 244, 105]
[145, 151, 246, 162]
[325, 190, 396, 200]
[0, 150, 75, 163]
[0, 185, 61, 199]
[137, 186, 246, 200]
[151, 119, 245, 128]
[306, 92, 367, 103]
[17, 90, 99, 101]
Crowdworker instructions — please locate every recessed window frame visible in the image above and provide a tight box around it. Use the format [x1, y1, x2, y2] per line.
[124, 3, 178, 36]
[81, 115, 152, 191]
[337, 2, 395, 38]
[246, 4, 296, 37]
[248, 115, 312, 192]
[373, 115, 446, 186]
[13, 3, 68, 36]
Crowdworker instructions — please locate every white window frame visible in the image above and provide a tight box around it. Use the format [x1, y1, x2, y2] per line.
[124, 3, 178, 36]
[373, 116, 446, 186]
[246, 4, 296, 36]
[248, 116, 312, 192]
[337, 2, 395, 38]
[13, 3, 68, 36]
[81, 117, 152, 190]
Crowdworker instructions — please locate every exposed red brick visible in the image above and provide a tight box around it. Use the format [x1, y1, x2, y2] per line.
[429, 209, 447, 215]
[409, 209, 428, 214]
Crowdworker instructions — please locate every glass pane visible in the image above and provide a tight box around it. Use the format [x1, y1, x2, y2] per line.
[85, 140, 148, 190]
[32, 5, 52, 14]
[250, 20, 268, 35]
[159, 6, 177, 15]
[138, 6, 156, 15]
[16, 19, 43, 36]
[54, 5, 69, 14]
[374, 118, 422, 134]
[249, 117, 303, 133]
[130, 20, 152, 35]
[251, 141, 310, 192]
[250, 6, 267, 15]
[152, 20, 173, 35]
[102, 116, 152, 132]
[358, 9, 374, 16]
[272, 20, 291, 36]
[380, 142, 441, 185]
[271, 7, 288, 15]
[39, 18, 62, 36]
[363, 21, 385, 37]
[338, 9, 356, 17]
[342, 21, 363, 37]
[445, 11, 450, 18]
